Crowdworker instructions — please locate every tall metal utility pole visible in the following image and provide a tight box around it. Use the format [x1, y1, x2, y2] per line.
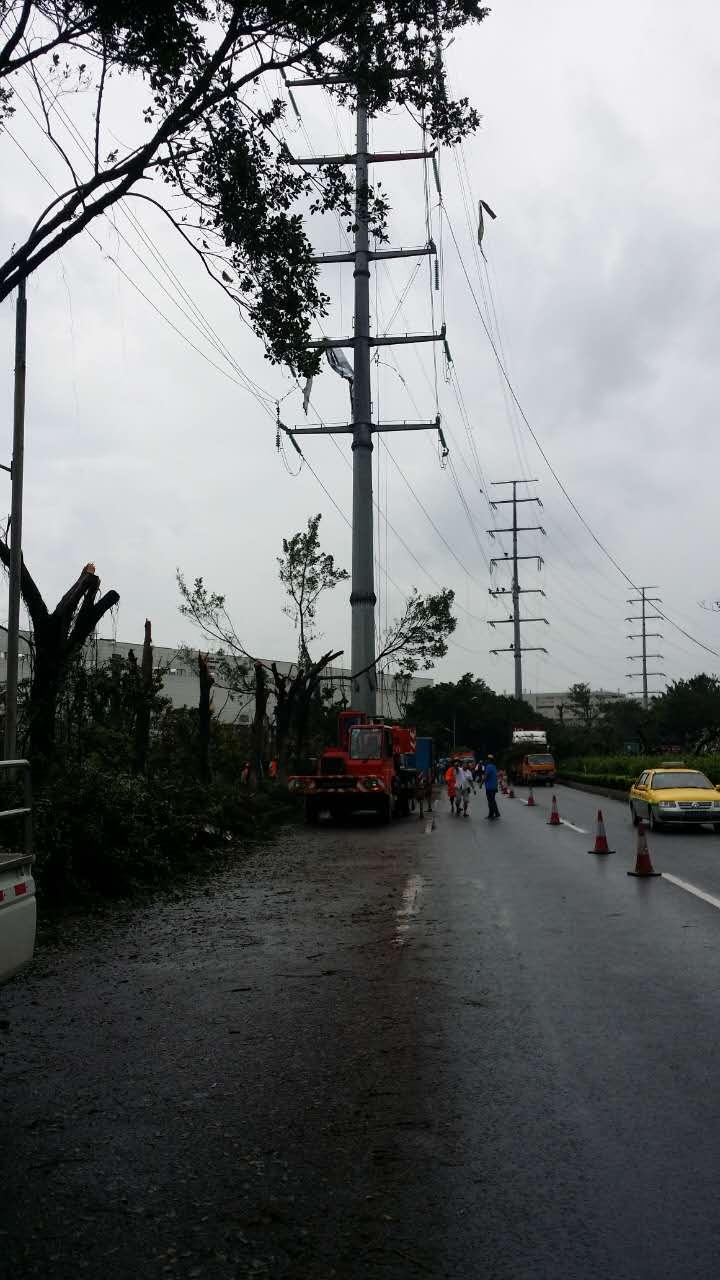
[626, 586, 664, 709]
[488, 479, 548, 699]
[349, 98, 375, 717]
[283, 79, 447, 717]
[3, 279, 27, 759]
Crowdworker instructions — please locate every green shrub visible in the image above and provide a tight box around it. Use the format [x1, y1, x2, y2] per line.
[32, 762, 299, 900]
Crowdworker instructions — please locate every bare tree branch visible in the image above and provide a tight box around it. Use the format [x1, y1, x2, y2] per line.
[94, 39, 108, 175]
[0, 537, 48, 629]
[0, 0, 33, 70]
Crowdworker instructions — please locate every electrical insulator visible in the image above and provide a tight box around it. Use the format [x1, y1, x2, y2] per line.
[434, 260, 440, 291]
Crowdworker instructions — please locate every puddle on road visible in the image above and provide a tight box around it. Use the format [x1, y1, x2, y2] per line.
[393, 873, 426, 947]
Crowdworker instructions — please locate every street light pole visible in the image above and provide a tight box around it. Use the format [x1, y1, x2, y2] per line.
[4, 279, 27, 760]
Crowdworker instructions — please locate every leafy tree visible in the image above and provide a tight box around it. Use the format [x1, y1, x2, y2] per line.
[650, 674, 720, 749]
[0, 0, 487, 371]
[279, 514, 349, 665]
[179, 520, 457, 771]
[406, 672, 549, 758]
[567, 682, 597, 729]
[177, 512, 348, 775]
[593, 695, 649, 753]
[375, 588, 456, 680]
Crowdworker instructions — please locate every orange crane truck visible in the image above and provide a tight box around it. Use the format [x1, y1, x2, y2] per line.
[289, 710, 419, 824]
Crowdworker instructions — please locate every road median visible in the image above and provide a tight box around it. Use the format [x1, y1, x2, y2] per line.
[558, 776, 629, 803]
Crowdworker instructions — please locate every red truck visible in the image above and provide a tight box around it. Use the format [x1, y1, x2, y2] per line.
[289, 710, 420, 824]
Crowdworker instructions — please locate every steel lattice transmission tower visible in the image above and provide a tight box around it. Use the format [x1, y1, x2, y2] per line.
[488, 479, 548, 700]
[627, 586, 665, 709]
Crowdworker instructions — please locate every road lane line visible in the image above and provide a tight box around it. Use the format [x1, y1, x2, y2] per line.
[662, 873, 720, 913]
[560, 819, 589, 834]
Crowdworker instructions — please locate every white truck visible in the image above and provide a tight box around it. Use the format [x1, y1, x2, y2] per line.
[511, 728, 548, 747]
[0, 761, 36, 986]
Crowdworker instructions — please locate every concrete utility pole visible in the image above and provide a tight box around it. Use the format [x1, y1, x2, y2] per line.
[3, 279, 27, 760]
[349, 98, 375, 717]
[488, 480, 548, 700]
[283, 76, 447, 717]
[627, 586, 664, 709]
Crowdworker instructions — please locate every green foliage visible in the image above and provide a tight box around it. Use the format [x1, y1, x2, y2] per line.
[551, 677, 720, 758]
[377, 588, 457, 680]
[567, 682, 596, 728]
[1, 0, 489, 370]
[652, 675, 720, 748]
[560, 754, 720, 790]
[406, 673, 552, 757]
[20, 652, 298, 903]
[279, 514, 349, 663]
[32, 759, 297, 900]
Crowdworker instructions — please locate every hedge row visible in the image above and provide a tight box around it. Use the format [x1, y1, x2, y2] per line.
[560, 755, 720, 788]
[560, 771, 633, 792]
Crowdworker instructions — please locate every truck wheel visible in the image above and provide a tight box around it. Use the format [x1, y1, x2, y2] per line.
[377, 797, 391, 824]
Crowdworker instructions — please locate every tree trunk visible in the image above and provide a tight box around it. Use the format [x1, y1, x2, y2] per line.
[198, 650, 213, 783]
[251, 662, 268, 784]
[0, 547, 119, 770]
[270, 662, 294, 782]
[133, 620, 153, 775]
[28, 641, 62, 770]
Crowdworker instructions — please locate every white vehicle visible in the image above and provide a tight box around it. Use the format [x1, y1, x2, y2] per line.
[0, 761, 36, 986]
[511, 727, 548, 747]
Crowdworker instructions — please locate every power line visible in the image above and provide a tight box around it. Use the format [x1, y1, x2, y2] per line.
[11, 79, 277, 411]
[444, 207, 720, 661]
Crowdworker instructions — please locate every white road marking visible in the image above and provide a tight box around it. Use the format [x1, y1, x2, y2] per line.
[394, 873, 426, 947]
[662, 873, 720, 913]
[559, 819, 589, 834]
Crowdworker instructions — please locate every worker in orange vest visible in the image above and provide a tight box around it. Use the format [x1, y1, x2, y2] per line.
[444, 761, 458, 815]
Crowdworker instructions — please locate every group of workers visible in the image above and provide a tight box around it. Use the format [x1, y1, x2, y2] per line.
[443, 755, 500, 820]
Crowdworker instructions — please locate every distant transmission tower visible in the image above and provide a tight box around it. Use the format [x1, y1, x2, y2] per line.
[488, 479, 548, 699]
[626, 586, 665, 709]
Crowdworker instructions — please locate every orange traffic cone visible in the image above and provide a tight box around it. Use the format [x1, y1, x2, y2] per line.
[588, 809, 615, 855]
[527, 788, 536, 807]
[547, 794, 561, 826]
[627, 820, 661, 877]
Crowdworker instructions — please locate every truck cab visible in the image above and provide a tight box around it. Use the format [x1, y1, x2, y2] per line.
[517, 751, 556, 787]
[289, 711, 419, 823]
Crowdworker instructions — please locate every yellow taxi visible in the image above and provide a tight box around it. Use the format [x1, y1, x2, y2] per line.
[629, 763, 720, 833]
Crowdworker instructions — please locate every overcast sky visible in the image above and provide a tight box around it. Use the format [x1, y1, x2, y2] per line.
[2, 0, 720, 698]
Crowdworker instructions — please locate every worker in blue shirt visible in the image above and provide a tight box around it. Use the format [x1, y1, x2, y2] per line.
[484, 755, 500, 820]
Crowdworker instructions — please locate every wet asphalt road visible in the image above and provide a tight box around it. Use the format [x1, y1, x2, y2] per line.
[3, 785, 720, 1278]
